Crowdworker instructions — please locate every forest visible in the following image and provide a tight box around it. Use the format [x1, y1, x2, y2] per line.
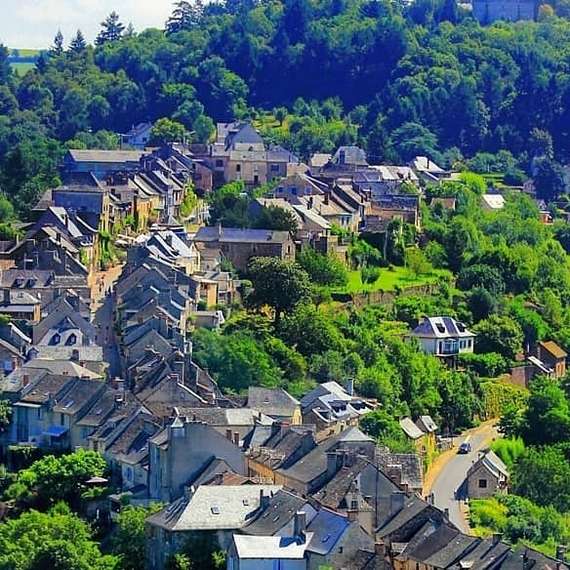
[1, 0, 570, 217]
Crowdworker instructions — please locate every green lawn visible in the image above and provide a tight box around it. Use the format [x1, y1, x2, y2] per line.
[11, 62, 35, 76]
[334, 266, 451, 294]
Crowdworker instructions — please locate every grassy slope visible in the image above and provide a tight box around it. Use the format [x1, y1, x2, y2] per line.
[334, 267, 451, 294]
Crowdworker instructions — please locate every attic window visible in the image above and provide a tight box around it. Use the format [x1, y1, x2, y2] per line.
[211, 506, 221, 515]
[322, 534, 331, 543]
[243, 499, 250, 506]
[457, 322, 466, 333]
[272, 515, 280, 522]
[435, 323, 446, 334]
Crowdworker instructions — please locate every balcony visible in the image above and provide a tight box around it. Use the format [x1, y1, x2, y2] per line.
[438, 340, 459, 356]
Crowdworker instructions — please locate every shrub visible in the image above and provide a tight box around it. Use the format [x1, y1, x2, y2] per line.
[362, 266, 381, 284]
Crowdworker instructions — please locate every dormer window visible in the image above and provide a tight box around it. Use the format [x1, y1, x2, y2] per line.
[65, 334, 77, 346]
[50, 333, 61, 346]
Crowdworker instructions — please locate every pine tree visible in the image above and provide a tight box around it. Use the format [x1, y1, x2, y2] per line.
[166, 1, 203, 34]
[124, 22, 136, 38]
[69, 30, 87, 54]
[96, 11, 125, 45]
[50, 30, 64, 57]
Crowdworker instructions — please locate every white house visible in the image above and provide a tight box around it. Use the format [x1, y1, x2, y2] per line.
[123, 122, 153, 150]
[410, 317, 475, 357]
[227, 512, 311, 570]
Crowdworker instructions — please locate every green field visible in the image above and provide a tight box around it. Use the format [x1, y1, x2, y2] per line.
[334, 267, 451, 294]
[10, 48, 41, 57]
[11, 62, 35, 76]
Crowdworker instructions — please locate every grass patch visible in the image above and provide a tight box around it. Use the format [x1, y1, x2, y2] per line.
[11, 62, 35, 76]
[332, 266, 451, 294]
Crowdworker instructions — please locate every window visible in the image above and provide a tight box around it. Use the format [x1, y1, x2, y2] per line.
[236, 164, 241, 172]
[215, 159, 223, 168]
[270, 164, 280, 173]
[478, 479, 488, 489]
[211, 506, 221, 515]
[60, 413, 65, 426]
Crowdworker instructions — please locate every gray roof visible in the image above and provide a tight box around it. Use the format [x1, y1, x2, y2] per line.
[147, 485, 282, 532]
[243, 489, 310, 536]
[400, 417, 425, 440]
[412, 317, 474, 339]
[175, 407, 273, 427]
[468, 450, 509, 479]
[416, 415, 438, 433]
[277, 427, 372, 485]
[233, 534, 312, 560]
[332, 146, 368, 167]
[194, 226, 291, 245]
[247, 387, 300, 418]
[67, 149, 145, 163]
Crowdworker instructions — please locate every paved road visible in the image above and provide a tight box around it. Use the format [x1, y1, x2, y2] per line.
[430, 423, 499, 533]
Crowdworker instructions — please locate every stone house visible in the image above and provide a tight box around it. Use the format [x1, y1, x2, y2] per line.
[537, 340, 567, 378]
[148, 418, 247, 502]
[466, 450, 509, 499]
[146, 485, 282, 570]
[193, 226, 295, 272]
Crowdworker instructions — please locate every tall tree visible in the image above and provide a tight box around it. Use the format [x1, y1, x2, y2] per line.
[68, 30, 87, 54]
[50, 30, 64, 57]
[166, 1, 203, 34]
[247, 258, 311, 325]
[96, 11, 125, 45]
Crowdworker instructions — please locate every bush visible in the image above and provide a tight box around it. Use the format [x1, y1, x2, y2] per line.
[361, 266, 381, 284]
[458, 352, 509, 377]
[491, 437, 526, 469]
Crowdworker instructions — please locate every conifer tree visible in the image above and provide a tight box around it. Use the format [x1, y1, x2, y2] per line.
[96, 11, 125, 45]
[50, 30, 64, 56]
[69, 30, 87, 54]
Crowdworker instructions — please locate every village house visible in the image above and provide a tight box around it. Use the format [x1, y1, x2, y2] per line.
[122, 122, 153, 150]
[208, 122, 304, 187]
[300, 381, 377, 440]
[466, 449, 509, 499]
[247, 387, 302, 425]
[62, 149, 146, 179]
[193, 226, 296, 272]
[146, 485, 282, 570]
[410, 317, 475, 360]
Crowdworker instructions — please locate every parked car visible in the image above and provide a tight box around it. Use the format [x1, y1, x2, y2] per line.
[458, 442, 472, 454]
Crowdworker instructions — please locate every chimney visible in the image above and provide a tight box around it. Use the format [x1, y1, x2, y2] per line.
[293, 511, 307, 543]
[71, 348, 80, 362]
[217, 222, 223, 238]
[390, 492, 406, 517]
[259, 489, 270, 510]
[324, 192, 330, 206]
[22, 374, 29, 387]
[345, 378, 354, 396]
[492, 533, 503, 546]
[386, 464, 403, 486]
[233, 431, 240, 446]
[326, 450, 344, 477]
[308, 196, 313, 210]
[3, 289, 10, 306]
[114, 393, 125, 408]
[555, 545, 567, 561]
[444, 508, 450, 519]
[375, 540, 386, 557]
[226, 429, 233, 441]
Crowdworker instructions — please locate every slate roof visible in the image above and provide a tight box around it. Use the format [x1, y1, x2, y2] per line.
[175, 407, 273, 427]
[482, 194, 505, 210]
[276, 427, 372, 485]
[376, 452, 423, 491]
[332, 146, 368, 167]
[412, 317, 474, 339]
[377, 495, 431, 538]
[467, 450, 509, 480]
[147, 485, 282, 532]
[247, 387, 300, 418]
[52, 378, 105, 415]
[243, 489, 310, 536]
[67, 149, 145, 163]
[416, 415, 438, 433]
[305, 508, 351, 555]
[194, 226, 291, 245]
[408, 525, 478, 567]
[400, 417, 425, 440]
[449, 538, 510, 569]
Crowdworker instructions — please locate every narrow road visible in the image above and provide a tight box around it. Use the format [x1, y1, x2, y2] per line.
[427, 421, 499, 533]
[91, 264, 124, 379]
